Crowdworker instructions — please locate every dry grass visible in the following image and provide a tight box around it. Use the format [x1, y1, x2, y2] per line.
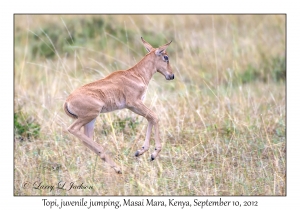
[14, 14, 285, 195]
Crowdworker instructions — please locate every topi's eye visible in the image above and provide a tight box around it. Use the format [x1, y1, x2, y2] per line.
[163, 55, 169, 61]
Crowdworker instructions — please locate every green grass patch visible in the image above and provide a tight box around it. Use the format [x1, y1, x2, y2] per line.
[14, 110, 40, 140]
[235, 56, 286, 84]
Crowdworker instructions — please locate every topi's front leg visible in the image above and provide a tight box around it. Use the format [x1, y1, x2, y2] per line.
[150, 120, 161, 160]
[134, 122, 152, 157]
[128, 101, 162, 160]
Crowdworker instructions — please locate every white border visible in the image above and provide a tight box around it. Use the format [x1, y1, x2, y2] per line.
[3, 0, 299, 209]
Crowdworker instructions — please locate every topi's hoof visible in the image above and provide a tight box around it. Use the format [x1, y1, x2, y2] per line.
[150, 154, 155, 161]
[113, 167, 122, 174]
[135, 151, 140, 157]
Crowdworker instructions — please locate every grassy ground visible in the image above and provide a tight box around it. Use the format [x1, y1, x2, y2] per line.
[14, 15, 285, 195]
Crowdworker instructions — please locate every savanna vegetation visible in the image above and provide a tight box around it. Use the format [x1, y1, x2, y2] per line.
[14, 15, 285, 195]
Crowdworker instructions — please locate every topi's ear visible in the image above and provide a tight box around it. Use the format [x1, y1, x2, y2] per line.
[155, 40, 172, 55]
[141, 37, 154, 53]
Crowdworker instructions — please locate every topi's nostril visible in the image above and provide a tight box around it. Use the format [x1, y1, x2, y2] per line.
[166, 74, 175, 80]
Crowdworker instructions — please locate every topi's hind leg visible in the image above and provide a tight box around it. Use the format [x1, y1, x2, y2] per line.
[84, 118, 96, 139]
[68, 117, 122, 174]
